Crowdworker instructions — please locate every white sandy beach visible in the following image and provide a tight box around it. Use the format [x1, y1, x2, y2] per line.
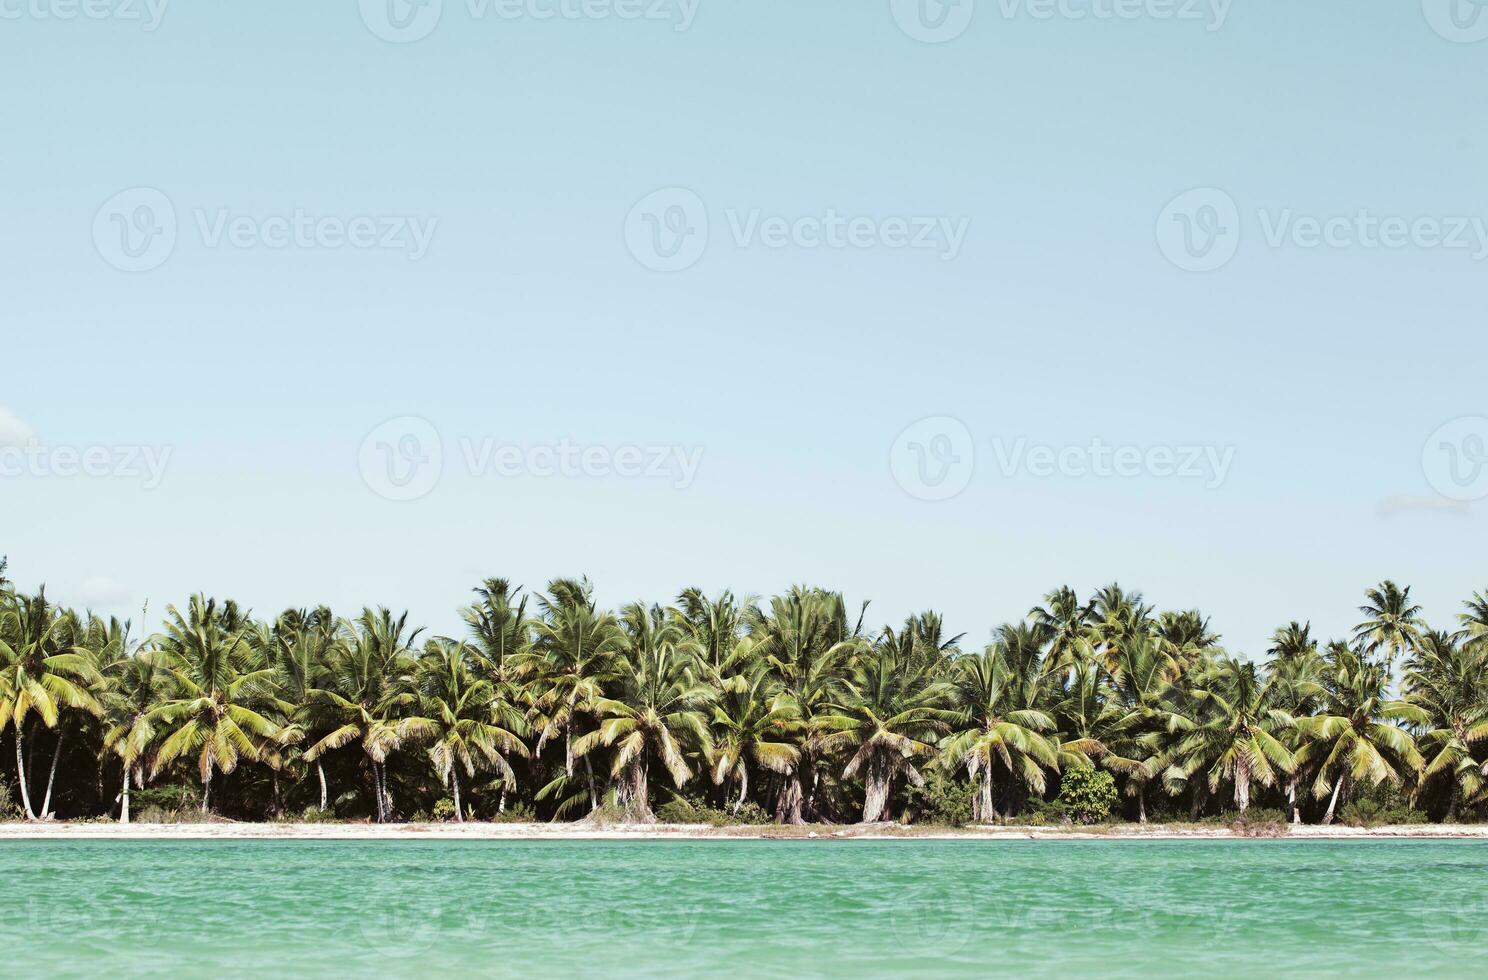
[2, 821, 1487, 841]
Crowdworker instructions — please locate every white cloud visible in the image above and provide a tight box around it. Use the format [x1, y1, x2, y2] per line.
[78, 576, 132, 607]
[0, 406, 36, 447]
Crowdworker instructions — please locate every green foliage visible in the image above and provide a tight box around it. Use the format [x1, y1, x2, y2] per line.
[1341, 785, 1428, 827]
[656, 797, 771, 826]
[1057, 765, 1118, 824]
[133, 784, 199, 813]
[904, 771, 974, 826]
[431, 798, 458, 823]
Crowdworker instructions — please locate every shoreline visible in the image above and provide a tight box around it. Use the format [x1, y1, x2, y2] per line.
[3, 821, 1487, 841]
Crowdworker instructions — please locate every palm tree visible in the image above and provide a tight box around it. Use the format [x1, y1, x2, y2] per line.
[303, 608, 421, 822]
[267, 608, 339, 811]
[750, 587, 862, 823]
[0, 590, 102, 820]
[574, 603, 713, 821]
[1300, 643, 1425, 824]
[526, 578, 625, 814]
[1162, 658, 1296, 815]
[144, 596, 280, 813]
[707, 662, 799, 813]
[1354, 581, 1424, 674]
[1029, 585, 1092, 679]
[1404, 631, 1488, 820]
[402, 640, 529, 821]
[819, 646, 955, 823]
[99, 629, 164, 824]
[940, 646, 1060, 823]
[1053, 660, 1149, 815]
[1456, 591, 1488, 651]
[1105, 634, 1178, 822]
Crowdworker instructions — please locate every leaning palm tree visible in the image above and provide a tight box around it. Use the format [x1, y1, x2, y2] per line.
[1300, 643, 1426, 824]
[940, 646, 1061, 823]
[1353, 581, 1424, 674]
[401, 640, 529, 821]
[1162, 658, 1296, 815]
[144, 595, 280, 813]
[1403, 631, 1488, 820]
[1029, 585, 1092, 680]
[0, 590, 102, 820]
[574, 603, 713, 821]
[819, 646, 956, 823]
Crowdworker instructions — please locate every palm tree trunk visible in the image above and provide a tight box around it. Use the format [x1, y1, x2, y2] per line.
[317, 761, 328, 812]
[1189, 787, 1202, 820]
[734, 766, 749, 815]
[862, 757, 891, 823]
[13, 724, 36, 820]
[775, 770, 804, 824]
[1235, 765, 1250, 815]
[1286, 780, 1300, 825]
[565, 723, 574, 777]
[120, 765, 131, 824]
[40, 728, 64, 819]
[1321, 775, 1346, 826]
[201, 761, 213, 814]
[378, 763, 391, 822]
[1446, 782, 1460, 822]
[583, 754, 598, 811]
[451, 769, 463, 822]
[979, 763, 997, 824]
[1138, 784, 1148, 824]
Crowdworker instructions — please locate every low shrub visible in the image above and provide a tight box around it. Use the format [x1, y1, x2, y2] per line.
[904, 772, 974, 827]
[431, 798, 458, 823]
[1057, 765, 1118, 824]
[656, 797, 771, 826]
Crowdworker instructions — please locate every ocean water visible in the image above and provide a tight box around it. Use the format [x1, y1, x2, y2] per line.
[5, 839, 1486, 978]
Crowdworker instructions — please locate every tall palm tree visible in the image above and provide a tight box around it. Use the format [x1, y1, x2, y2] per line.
[526, 579, 625, 814]
[402, 640, 529, 821]
[574, 603, 713, 821]
[1029, 585, 1092, 679]
[144, 596, 280, 813]
[819, 647, 955, 823]
[0, 590, 102, 820]
[750, 587, 862, 823]
[99, 624, 164, 824]
[1354, 581, 1425, 674]
[941, 646, 1060, 823]
[303, 608, 421, 822]
[707, 662, 799, 813]
[1404, 631, 1488, 820]
[1300, 643, 1425, 824]
[267, 608, 339, 811]
[1163, 658, 1296, 815]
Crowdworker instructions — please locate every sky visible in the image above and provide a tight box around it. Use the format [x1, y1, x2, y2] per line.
[1, 0, 1486, 658]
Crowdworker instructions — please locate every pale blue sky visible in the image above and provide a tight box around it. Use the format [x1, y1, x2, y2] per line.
[2, 1, 1485, 656]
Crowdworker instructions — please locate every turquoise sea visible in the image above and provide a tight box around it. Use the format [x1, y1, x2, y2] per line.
[5, 839, 1487, 977]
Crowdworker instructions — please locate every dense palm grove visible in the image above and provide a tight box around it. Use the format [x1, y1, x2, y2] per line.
[2, 556, 1486, 826]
